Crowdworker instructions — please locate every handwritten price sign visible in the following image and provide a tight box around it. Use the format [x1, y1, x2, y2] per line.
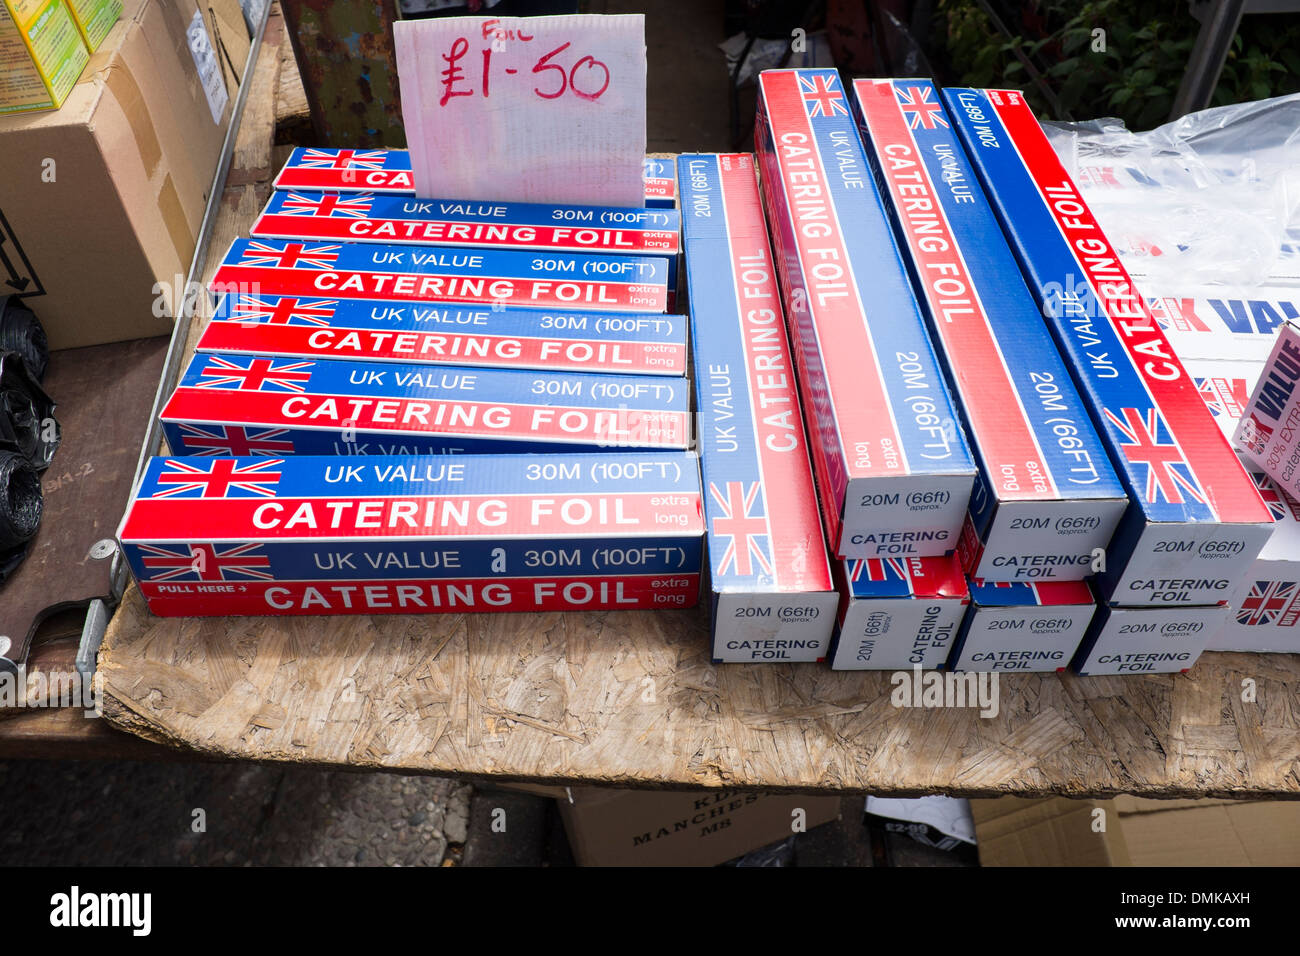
[395, 16, 647, 205]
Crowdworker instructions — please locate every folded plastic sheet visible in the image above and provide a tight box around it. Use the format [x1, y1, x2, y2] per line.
[1044, 92, 1300, 287]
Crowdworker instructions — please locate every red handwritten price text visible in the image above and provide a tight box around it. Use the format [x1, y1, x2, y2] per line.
[438, 21, 611, 106]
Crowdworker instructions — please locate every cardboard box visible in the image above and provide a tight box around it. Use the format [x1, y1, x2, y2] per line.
[66, 0, 119, 51]
[119, 452, 704, 617]
[201, 0, 246, 96]
[1237, 320, 1300, 501]
[160, 352, 691, 456]
[558, 787, 840, 867]
[973, 795, 1300, 866]
[946, 88, 1274, 607]
[828, 555, 969, 670]
[274, 146, 676, 208]
[1181, 357, 1263, 444]
[0, 0, 89, 113]
[949, 578, 1095, 673]
[253, 191, 680, 258]
[210, 238, 671, 314]
[0, 0, 230, 347]
[1208, 468, 1300, 651]
[678, 153, 836, 664]
[253, 190, 681, 292]
[201, 294, 688, 377]
[1072, 603, 1228, 675]
[756, 69, 976, 558]
[1147, 287, 1300, 363]
[853, 78, 1126, 582]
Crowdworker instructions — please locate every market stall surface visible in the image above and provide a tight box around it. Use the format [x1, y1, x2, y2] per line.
[96, 0, 1300, 800]
[12, 0, 1300, 804]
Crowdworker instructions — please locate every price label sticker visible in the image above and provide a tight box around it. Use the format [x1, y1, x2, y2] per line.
[395, 15, 647, 205]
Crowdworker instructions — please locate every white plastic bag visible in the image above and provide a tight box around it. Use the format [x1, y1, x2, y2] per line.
[1045, 93, 1300, 288]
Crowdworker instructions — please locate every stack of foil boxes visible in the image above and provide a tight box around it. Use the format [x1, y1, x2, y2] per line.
[119, 151, 706, 618]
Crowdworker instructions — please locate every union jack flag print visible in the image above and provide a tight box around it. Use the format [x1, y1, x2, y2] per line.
[799, 72, 847, 117]
[298, 148, 387, 170]
[238, 240, 341, 270]
[849, 557, 909, 584]
[709, 481, 773, 577]
[1104, 407, 1206, 505]
[896, 84, 948, 129]
[1237, 580, 1296, 626]
[1251, 470, 1300, 522]
[224, 295, 338, 326]
[1195, 374, 1247, 421]
[176, 424, 296, 457]
[151, 458, 284, 499]
[278, 193, 374, 218]
[137, 543, 274, 582]
[196, 355, 314, 392]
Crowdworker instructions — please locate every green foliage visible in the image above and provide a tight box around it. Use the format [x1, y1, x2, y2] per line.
[933, 0, 1300, 128]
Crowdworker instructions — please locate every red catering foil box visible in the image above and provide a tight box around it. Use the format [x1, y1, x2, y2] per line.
[273, 147, 678, 208]
[118, 453, 704, 617]
[199, 294, 687, 377]
[159, 352, 690, 457]
[949, 578, 1096, 673]
[828, 556, 969, 671]
[679, 152, 837, 663]
[210, 238, 670, 313]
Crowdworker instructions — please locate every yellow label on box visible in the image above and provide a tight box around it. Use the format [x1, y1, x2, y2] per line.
[66, 0, 119, 52]
[0, 0, 89, 113]
[8, 0, 46, 24]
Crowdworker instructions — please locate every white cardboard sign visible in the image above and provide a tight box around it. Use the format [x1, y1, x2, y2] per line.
[394, 15, 647, 205]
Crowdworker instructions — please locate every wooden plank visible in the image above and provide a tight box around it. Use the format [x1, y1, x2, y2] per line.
[274, 23, 310, 133]
[97, 585, 1300, 796]
[0, 700, 195, 761]
[227, 5, 286, 187]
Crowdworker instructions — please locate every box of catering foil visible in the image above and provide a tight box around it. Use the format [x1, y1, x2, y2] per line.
[118, 453, 704, 617]
[1147, 287, 1300, 363]
[678, 152, 837, 663]
[827, 555, 968, 671]
[755, 69, 976, 558]
[251, 190, 680, 258]
[948, 578, 1096, 673]
[945, 87, 1273, 607]
[642, 157, 677, 208]
[273, 146, 677, 208]
[1237, 320, 1300, 500]
[252, 189, 680, 300]
[1207, 468, 1300, 652]
[200, 294, 687, 377]
[1182, 357, 1264, 444]
[160, 353, 690, 456]
[852, 78, 1126, 582]
[209, 238, 670, 313]
[1073, 604, 1229, 675]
